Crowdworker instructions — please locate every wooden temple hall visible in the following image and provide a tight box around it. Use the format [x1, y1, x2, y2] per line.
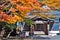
[24, 18, 54, 35]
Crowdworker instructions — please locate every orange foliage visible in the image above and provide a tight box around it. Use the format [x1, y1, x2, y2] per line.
[0, 12, 23, 24]
[0, 0, 57, 24]
[42, 0, 60, 9]
[9, 7, 17, 12]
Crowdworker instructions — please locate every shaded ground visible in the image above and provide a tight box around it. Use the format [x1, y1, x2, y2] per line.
[0, 35, 60, 40]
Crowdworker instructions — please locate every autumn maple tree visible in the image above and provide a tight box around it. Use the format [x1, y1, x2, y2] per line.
[0, 0, 59, 25]
[41, 0, 60, 9]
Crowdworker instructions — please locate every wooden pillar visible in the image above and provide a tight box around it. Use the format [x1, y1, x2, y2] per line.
[29, 25, 34, 36]
[43, 22, 48, 35]
[49, 20, 54, 31]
